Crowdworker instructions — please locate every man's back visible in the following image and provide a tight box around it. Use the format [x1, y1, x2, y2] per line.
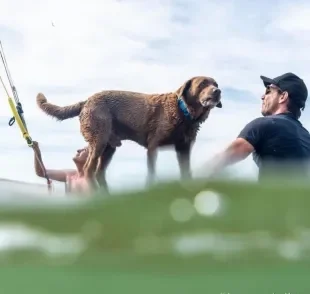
[238, 113, 310, 179]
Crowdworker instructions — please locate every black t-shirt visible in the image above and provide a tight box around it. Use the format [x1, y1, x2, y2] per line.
[237, 112, 310, 179]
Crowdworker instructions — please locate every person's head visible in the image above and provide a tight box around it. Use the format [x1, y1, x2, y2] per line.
[73, 146, 89, 169]
[260, 72, 308, 119]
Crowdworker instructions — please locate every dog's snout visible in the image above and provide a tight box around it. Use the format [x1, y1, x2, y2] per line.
[213, 88, 221, 95]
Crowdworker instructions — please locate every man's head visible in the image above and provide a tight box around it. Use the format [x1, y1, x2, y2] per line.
[260, 72, 308, 118]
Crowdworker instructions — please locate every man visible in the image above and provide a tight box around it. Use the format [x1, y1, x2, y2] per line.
[201, 72, 310, 181]
[32, 141, 96, 194]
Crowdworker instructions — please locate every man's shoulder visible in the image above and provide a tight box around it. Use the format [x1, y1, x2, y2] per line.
[237, 116, 273, 148]
[247, 114, 297, 128]
[249, 114, 310, 138]
[245, 116, 274, 128]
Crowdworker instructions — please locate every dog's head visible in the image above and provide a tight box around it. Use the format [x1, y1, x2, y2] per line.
[176, 76, 222, 120]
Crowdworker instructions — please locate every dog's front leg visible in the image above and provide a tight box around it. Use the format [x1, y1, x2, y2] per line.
[175, 143, 192, 180]
[146, 147, 157, 186]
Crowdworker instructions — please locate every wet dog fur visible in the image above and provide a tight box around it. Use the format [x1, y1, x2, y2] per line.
[36, 76, 222, 191]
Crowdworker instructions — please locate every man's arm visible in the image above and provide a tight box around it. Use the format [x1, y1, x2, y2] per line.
[205, 138, 254, 174]
[33, 142, 76, 182]
[198, 117, 268, 176]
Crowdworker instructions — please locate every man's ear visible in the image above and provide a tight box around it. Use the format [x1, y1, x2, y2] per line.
[176, 79, 192, 98]
[216, 101, 222, 108]
[280, 91, 289, 104]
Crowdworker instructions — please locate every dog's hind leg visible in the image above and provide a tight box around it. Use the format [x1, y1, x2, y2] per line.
[83, 139, 108, 190]
[80, 109, 112, 191]
[95, 145, 116, 192]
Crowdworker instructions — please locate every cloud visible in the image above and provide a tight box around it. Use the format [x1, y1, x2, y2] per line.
[268, 2, 310, 33]
[1, 0, 310, 191]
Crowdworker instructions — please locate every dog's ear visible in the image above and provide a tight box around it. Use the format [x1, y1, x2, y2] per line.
[176, 79, 192, 98]
[216, 101, 222, 108]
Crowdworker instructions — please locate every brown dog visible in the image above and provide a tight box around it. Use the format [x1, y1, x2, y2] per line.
[36, 76, 222, 190]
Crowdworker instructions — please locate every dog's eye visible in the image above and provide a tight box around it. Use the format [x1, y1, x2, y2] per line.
[199, 80, 210, 89]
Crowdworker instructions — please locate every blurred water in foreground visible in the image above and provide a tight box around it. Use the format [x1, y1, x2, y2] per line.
[0, 178, 309, 293]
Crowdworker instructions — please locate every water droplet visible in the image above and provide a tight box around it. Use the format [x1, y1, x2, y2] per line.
[194, 190, 222, 216]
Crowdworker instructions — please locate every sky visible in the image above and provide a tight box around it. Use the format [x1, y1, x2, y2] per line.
[1, 0, 310, 193]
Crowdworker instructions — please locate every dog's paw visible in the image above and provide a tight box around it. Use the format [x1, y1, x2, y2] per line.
[36, 93, 47, 105]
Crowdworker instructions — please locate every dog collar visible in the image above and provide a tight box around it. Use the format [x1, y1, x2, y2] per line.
[177, 97, 193, 120]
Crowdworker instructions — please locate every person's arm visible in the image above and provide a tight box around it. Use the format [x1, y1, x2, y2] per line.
[198, 117, 268, 176]
[32, 141, 76, 182]
[206, 138, 255, 174]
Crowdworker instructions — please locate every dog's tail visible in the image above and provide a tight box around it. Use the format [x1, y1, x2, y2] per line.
[36, 93, 86, 121]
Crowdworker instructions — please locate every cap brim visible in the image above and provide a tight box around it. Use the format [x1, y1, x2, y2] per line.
[260, 75, 276, 88]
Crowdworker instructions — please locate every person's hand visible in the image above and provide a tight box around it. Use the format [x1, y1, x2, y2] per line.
[32, 141, 40, 151]
[192, 160, 220, 181]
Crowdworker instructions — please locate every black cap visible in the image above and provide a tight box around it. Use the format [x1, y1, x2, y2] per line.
[260, 72, 308, 110]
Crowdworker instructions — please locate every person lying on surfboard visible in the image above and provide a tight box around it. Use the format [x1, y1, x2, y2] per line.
[32, 141, 95, 194]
